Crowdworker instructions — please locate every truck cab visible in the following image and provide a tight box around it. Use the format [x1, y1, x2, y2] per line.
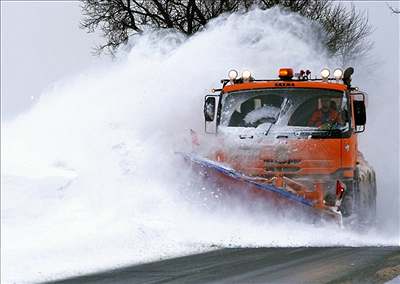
[202, 68, 376, 224]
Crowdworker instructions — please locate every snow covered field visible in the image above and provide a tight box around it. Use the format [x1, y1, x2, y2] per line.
[1, 7, 399, 283]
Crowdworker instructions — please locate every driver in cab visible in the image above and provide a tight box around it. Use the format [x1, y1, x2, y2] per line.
[308, 98, 341, 128]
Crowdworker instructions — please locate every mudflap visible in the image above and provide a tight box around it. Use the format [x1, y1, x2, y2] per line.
[180, 152, 343, 225]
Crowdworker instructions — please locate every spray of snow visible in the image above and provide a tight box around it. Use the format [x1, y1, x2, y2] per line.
[1, 7, 398, 284]
[244, 106, 280, 124]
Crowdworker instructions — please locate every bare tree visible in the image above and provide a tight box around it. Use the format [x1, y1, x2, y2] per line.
[80, 0, 246, 54]
[81, 0, 372, 61]
[387, 2, 400, 14]
[256, 1, 372, 61]
[318, 4, 372, 63]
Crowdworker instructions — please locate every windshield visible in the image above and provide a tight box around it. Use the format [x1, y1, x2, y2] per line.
[220, 88, 350, 135]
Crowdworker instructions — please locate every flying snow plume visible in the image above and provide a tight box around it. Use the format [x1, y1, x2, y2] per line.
[1, 7, 398, 284]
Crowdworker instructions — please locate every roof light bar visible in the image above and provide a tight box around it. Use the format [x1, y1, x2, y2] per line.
[333, 68, 343, 80]
[320, 68, 330, 81]
[228, 69, 238, 80]
[279, 68, 294, 80]
[242, 70, 252, 82]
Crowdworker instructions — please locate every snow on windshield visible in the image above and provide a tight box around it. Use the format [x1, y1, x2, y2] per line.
[244, 105, 281, 125]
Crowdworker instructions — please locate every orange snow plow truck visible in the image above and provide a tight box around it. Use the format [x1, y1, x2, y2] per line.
[185, 67, 376, 226]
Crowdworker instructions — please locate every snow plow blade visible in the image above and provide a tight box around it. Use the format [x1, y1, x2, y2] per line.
[181, 152, 342, 225]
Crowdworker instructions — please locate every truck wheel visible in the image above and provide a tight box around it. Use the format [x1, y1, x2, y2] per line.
[341, 180, 355, 217]
[351, 166, 377, 226]
[367, 170, 377, 222]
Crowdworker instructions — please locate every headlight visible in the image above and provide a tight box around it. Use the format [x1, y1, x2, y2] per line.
[242, 70, 252, 81]
[333, 68, 343, 80]
[320, 68, 330, 79]
[228, 69, 238, 80]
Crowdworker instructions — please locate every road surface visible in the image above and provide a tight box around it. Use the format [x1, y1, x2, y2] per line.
[49, 247, 400, 284]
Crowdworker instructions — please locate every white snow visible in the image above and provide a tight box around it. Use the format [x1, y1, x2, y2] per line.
[1, 7, 398, 284]
[386, 276, 400, 284]
[244, 106, 280, 125]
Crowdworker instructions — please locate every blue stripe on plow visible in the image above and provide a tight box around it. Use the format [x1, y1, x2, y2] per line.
[181, 152, 314, 208]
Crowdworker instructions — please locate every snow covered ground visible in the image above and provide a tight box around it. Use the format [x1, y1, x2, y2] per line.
[2, 7, 399, 284]
[387, 276, 400, 284]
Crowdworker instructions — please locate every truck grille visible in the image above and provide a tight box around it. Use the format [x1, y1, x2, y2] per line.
[264, 159, 301, 173]
[265, 167, 301, 172]
[264, 159, 301, 165]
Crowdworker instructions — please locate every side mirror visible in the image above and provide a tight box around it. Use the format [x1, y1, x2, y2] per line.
[204, 96, 216, 122]
[343, 67, 354, 87]
[204, 95, 220, 134]
[352, 94, 366, 133]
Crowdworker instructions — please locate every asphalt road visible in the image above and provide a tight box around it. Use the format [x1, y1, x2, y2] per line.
[49, 247, 400, 284]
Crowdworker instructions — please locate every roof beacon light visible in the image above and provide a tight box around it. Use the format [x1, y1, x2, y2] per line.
[228, 69, 238, 81]
[333, 68, 343, 80]
[242, 70, 252, 82]
[279, 68, 294, 80]
[321, 68, 330, 81]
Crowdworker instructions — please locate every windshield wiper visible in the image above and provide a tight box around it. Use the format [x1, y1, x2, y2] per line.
[264, 100, 287, 137]
[264, 118, 277, 137]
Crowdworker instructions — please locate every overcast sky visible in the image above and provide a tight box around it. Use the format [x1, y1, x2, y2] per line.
[1, 1, 399, 121]
[1, 0, 105, 120]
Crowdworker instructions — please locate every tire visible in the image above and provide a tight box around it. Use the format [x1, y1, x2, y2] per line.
[341, 180, 356, 217]
[343, 166, 376, 226]
[367, 170, 377, 222]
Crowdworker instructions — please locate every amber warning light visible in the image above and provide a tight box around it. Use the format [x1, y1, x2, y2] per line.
[279, 68, 294, 80]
